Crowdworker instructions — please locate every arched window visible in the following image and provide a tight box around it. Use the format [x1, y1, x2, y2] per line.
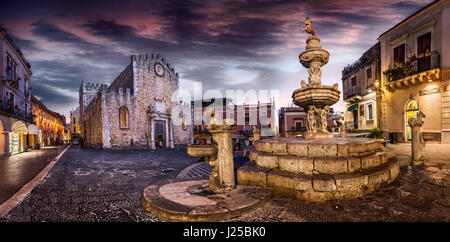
[120, 107, 128, 128]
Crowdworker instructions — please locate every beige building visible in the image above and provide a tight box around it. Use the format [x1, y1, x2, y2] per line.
[70, 107, 80, 140]
[378, 0, 450, 143]
[342, 43, 380, 132]
[80, 54, 192, 149]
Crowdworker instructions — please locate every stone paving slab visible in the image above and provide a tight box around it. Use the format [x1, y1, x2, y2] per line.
[0, 146, 198, 222]
[142, 178, 273, 221]
[231, 163, 449, 222]
[1, 144, 448, 222]
[176, 162, 212, 179]
[0, 146, 67, 205]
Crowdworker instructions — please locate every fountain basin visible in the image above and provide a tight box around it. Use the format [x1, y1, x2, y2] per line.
[238, 137, 400, 201]
[187, 144, 216, 157]
[292, 85, 340, 108]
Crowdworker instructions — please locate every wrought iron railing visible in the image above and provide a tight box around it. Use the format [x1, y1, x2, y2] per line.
[345, 121, 363, 130]
[343, 86, 362, 100]
[0, 99, 34, 122]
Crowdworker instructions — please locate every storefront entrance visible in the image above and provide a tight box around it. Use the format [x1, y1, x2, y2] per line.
[10, 121, 28, 154]
[405, 100, 419, 141]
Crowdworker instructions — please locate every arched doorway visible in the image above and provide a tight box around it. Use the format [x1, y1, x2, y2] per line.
[405, 100, 419, 141]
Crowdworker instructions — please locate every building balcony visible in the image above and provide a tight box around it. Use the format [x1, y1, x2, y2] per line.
[0, 100, 34, 123]
[384, 51, 440, 90]
[343, 86, 362, 102]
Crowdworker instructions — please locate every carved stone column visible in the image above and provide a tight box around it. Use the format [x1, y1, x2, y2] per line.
[408, 111, 426, 163]
[150, 118, 156, 149]
[169, 119, 175, 148]
[204, 110, 237, 192]
[1, 131, 10, 156]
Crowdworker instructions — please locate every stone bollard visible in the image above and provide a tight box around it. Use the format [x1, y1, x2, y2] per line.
[204, 109, 237, 192]
[336, 117, 346, 138]
[408, 111, 426, 164]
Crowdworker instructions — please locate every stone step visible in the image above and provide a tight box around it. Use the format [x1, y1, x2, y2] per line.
[253, 137, 382, 157]
[247, 149, 388, 175]
[237, 158, 400, 201]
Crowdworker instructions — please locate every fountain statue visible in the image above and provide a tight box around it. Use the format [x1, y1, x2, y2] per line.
[294, 17, 340, 139]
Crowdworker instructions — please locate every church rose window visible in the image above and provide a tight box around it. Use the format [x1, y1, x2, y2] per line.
[120, 107, 128, 128]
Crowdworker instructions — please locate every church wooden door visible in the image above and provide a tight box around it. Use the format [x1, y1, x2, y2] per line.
[154, 120, 166, 148]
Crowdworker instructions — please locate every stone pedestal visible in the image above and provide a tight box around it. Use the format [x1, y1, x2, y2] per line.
[207, 126, 236, 192]
[408, 111, 426, 163]
[250, 126, 260, 142]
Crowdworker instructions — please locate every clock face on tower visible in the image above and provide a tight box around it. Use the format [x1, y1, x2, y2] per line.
[154, 62, 164, 77]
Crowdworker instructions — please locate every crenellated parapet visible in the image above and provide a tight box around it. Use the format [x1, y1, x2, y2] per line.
[81, 81, 108, 92]
[102, 87, 134, 107]
[131, 53, 179, 81]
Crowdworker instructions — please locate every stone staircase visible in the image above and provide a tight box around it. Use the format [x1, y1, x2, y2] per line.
[238, 138, 400, 201]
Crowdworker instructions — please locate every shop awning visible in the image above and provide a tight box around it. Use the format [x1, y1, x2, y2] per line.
[347, 104, 359, 111]
[28, 124, 39, 134]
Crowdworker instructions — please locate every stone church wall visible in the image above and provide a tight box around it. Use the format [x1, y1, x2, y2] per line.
[107, 63, 133, 93]
[84, 94, 103, 148]
[81, 53, 191, 149]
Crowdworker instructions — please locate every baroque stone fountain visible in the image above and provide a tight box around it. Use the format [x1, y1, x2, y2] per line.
[238, 17, 400, 201]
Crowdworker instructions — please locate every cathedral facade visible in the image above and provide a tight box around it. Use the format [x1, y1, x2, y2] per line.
[80, 54, 191, 149]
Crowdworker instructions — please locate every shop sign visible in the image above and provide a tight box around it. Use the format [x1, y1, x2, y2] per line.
[347, 104, 358, 111]
[419, 86, 441, 96]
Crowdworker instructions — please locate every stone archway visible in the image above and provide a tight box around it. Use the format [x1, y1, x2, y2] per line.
[10, 121, 28, 153]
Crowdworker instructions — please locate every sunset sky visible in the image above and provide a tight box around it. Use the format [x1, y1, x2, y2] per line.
[0, 0, 433, 121]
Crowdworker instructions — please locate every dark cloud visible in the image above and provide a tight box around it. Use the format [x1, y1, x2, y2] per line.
[8, 34, 41, 52]
[0, 0, 433, 118]
[32, 81, 77, 105]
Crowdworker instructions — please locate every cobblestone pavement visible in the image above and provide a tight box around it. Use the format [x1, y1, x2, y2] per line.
[230, 143, 450, 222]
[176, 162, 211, 179]
[388, 143, 450, 168]
[2, 144, 449, 222]
[0, 146, 67, 204]
[0, 145, 197, 222]
[232, 163, 450, 222]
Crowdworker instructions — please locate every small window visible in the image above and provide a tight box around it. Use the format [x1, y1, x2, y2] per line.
[393, 44, 405, 64]
[366, 68, 372, 80]
[182, 115, 187, 130]
[366, 103, 373, 121]
[351, 76, 357, 87]
[120, 107, 128, 128]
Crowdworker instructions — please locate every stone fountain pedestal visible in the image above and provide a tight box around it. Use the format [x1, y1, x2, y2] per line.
[238, 138, 399, 201]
